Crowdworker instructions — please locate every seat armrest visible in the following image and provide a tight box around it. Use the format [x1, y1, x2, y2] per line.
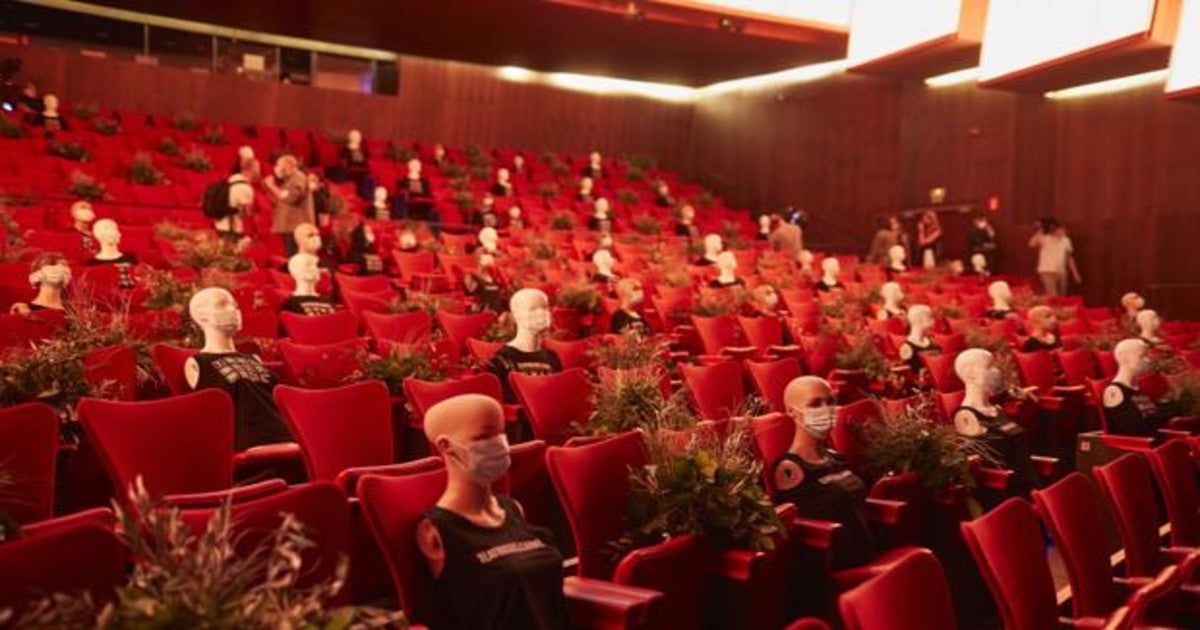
[21, 508, 115, 537]
[1036, 394, 1065, 412]
[1099, 434, 1156, 453]
[1051, 385, 1087, 397]
[163, 478, 288, 508]
[865, 498, 909, 526]
[232, 442, 303, 466]
[563, 575, 662, 629]
[788, 516, 843, 550]
[1031, 455, 1060, 478]
[336, 463, 439, 495]
[977, 466, 1014, 491]
[712, 548, 765, 581]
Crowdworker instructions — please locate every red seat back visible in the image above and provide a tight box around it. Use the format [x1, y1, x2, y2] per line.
[1146, 440, 1200, 547]
[435, 310, 495, 354]
[510, 368, 593, 446]
[362, 310, 433, 344]
[274, 381, 394, 481]
[543, 337, 595, 371]
[1055, 349, 1097, 386]
[1014, 351, 1057, 394]
[921, 353, 963, 393]
[0, 312, 65, 351]
[357, 468, 448, 624]
[744, 358, 802, 414]
[749, 412, 792, 497]
[0, 517, 125, 612]
[402, 372, 504, 426]
[738, 315, 784, 352]
[838, 548, 955, 630]
[1031, 473, 1119, 617]
[546, 431, 648, 578]
[280, 309, 359, 345]
[691, 314, 744, 355]
[83, 344, 138, 401]
[680, 360, 746, 420]
[78, 389, 235, 498]
[1092, 454, 1163, 579]
[335, 272, 392, 294]
[466, 337, 504, 364]
[830, 399, 885, 474]
[959, 498, 1060, 630]
[0, 402, 58, 523]
[278, 338, 368, 388]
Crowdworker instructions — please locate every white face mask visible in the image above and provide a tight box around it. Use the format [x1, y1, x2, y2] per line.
[799, 406, 837, 440]
[207, 307, 242, 334]
[74, 208, 95, 223]
[983, 367, 1004, 394]
[762, 292, 779, 308]
[519, 308, 552, 332]
[307, 235, 322, 251]
[450, 434, 511, 486]
[629, 290, 644, 305]
[32, 264, 71, 287]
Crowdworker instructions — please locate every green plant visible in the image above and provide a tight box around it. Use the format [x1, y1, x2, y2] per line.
[157, 136, 181, 156]
[384, 143, 415, 162]
[92, 117, 121, 136]
[48, 140, 91, 162]
[590, 331, 667, 370]
[834, 335, 892, 383]
[556, 282, 602, 314]
[587, 367, 694, 436]
[442, 163, 466, 179]
[182, 147, 212, 172]
[536, 182, 560, 199]
[693, 289, 747, 317]
[631, 215, 662, 236]
[693, 190, 715, 208]
[1159, 373, 1200, 418]
[172, 113, 199, 131]
[127, 152, 166, 185]
[1147, 345, 1189, 376]
[624, 154, 657, 171]
[200, 125, 227, 145]
[625, 167, 645, 182]
[550, 212, 575, 230]
[173, 233, 254, 272]
[0, 115, 26, 139]
[615, 425, 784, 555]
[453, 191, 474, 210]
[71, 103, 98, 120]
[464, 144, 491, 168]
[140, 267, 197, 313]
[482, 315, 518, 342]
[616, 188, 640, 204]
[68, 170, 106, 200]
[352, 345, 445, 395]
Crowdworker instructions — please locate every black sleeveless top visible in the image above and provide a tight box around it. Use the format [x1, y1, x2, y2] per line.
[899, 339, 940, 375]
[487, 346, 563, 403]
[956, 406, 1036, 499]
[279, 295, 337, 316]
[984, 308, 1014, 320]
[1021, 335, 1060, 352]
[814, 280, 844, 293]
[192, 352, 292, 451]
[1103, 382, 1163, 437]
[610, 309, 648, 336]
[771, 452, 872, 564]
[426, 495, 567, 630]
[466, 272, 505, 314]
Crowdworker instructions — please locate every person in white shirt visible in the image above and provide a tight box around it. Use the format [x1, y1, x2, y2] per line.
[1028, 218, 1081, 297]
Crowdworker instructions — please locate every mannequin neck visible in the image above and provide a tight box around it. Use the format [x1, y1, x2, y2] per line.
[889, 259, 905, 271]
[508, 326, 544, 353]
[961, 382, 992, 412]
[1139, 327, 1160, 342]
[788, 430, 824, 463]
[704, 250, 720, 262]
[1113, 367, 1138, 388]
[95, 243, 122, 260]
[596, 264, 612, 276]
[620, 299, 640, 313]
[292, 279, 318, 297]
[717, 269, 736, 283]
[32, 285, 64, 309]
[438, 467, 496, 516]
[991, 297, 1010, 311]
[907, 326, 930, 344]
[482, 242, 498, 253]
[822, 273, 838, 285]
[200, 328, 239, 354]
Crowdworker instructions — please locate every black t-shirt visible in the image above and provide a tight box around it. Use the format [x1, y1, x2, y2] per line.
[193, 352, 292, 451]
[675, 222, 698, 238]
[709, 277, 745, 289]
[814, 280, 844, 293]
[85, 252, 138, 266]
[1021, 335, 1061, 352]
[280, 295, 337, 317]
[610, 309, 648, 335]
[487, 345, 563, 403]
[771, 452, 872, 567]
[586, 216, 612, 232]
[490, 182, 515, 197]
[898, 339, 940, 375]
[984, 308, 1014, 320]
[1103, 382, 1164, 438]
[425, 495, 568, 630]
[956, 406, 1036, 500]
[693, 257, 717, 267]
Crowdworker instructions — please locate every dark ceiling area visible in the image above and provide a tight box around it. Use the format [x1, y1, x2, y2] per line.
[56, 0, 847, 85]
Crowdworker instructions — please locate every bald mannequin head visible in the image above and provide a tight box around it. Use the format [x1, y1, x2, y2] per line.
[783, 376, 837, 443]
[752, 284, 779, 313]
[616, 277, 643, 307]
[478, 227, 499, 250]
[510, 288, 552, 336]
[70, 201, 94, 225]
[880, 281, 904, 305]
[293, 223, 321, 255]
[188, 286, 241, 335]
[1113, 338, 1149, 378]
[703, 234, 723, 258]
[347, 129, 362, 148]
[592, 248, 614, 274]
[783, 376, 835, 417]
[287, 252, 321, 295]
[92, 218, 120, 246]
[821, 257, 840, 277]
[716, 251, 737, 275]
[988, 280, 1012, 304]
[1027, 305, 1055, 334]
[887, 245, 907, 268]
[1121, 292, 1145, 315]
[907, 304, 933, 332]
[1135, 309, 1160, 337]
[954, 348, 992, 384]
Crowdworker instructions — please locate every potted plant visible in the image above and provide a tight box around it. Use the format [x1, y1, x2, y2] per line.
[127, 152, 167, 185]
[68, 170, 107, 201]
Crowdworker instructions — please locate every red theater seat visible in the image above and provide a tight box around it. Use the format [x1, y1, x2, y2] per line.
[0, 512, 125, 614]
[280, 309, 360, 345]
[680, 360, 746, 421]
[744, 357, 802, 414]
[0, 402, 59, 523]
[1145, 440, 1200, 548]
[510, 368, 594, 446]
[837, 548, 955, 630]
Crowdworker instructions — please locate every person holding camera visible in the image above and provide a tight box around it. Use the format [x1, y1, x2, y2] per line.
[1028, 218, 1081, 296]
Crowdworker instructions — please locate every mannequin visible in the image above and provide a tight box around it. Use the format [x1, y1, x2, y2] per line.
[952, 348, 1035, 499]
[35, 93, 66, 132]
[757, 215, 772, 241]
[675, 204, 698, 238]
[1021, 305, 1060, 352]
[611, 278, 648, 335]
[346, 219, 383, 276]
[587, 198, 612, 233]
[294, 223, 323, 257]
[898, 304, 940, 374]
[507, 204, 524, 229]
[85, 219, 138, 272]
[371, 186, 393, 221]
[967, 253, 991, 278]
[69, 201, 98, 255]
[341, 129, 368, 186]
[475, 195, 499, 228]
[1135, 309, 1166, 347]
[798, 250, 815, 278]
[346, 129, 362, 151]
[876, 282, 905, 320]
[1103, 339, 1166, 437]
[695, 234, 723, 267]
[591, 249, 617, 284]
[486, 288, 563, 403]
[10, 253, 70, 314]
[400, 159, 433, 221]
[464, 253, 505, 314]
[815, 258, 844, 293]
[1120, 292, 1146, 327]
[432, 144, 448, 168]
[512, 153, 527, 175]
[582, 151, 603, 179]
[884, 245, 907, 279]
[576, 177, 596, 203]
[751, 284, 782, 317]
[280, 253, 335, 316]
[233, 145, 261, 182]
[772, 376, 873, 566]
[491, 168, 515, 197]
[710, 251, 744, 288]
[654, 181, 674, 208]
[477, 227, 501, 257]
[985, 281, 1015, 319]
[398, 229, 419, 253]
[415, 394, 568, 629]
[183, 287, 292, 451]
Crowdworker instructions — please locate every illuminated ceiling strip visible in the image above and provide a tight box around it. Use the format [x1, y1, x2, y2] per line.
[924, 66, 981, 87]
[1044, 69, 1169, 100]
[697, 58, 851, 95]
[1165, 0, 1200, 94]
[15, 0, 399, 61]
[655, 0, 853, 29]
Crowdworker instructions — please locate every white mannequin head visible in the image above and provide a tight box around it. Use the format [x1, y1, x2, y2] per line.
[821, 257, 841, 282]
[513, 154, 525, 170]
[399, 230, 417, 251]
[407, 158, 422, 177]
[798, 250, 814, 272]
[680, 204, 695, 224]
[753, 284, 779, 314]
[580, 176, 594, 194]
[238, 145, 255, 163]
[716, 251, 737, 280]
[616, 278, 644, 308]
[1121, 292, 1146, 315]
[188, 286, 242, 342]
[588, 151, 601, 167]
[1027, 305, 1056, 336]
[1135, 309, 1161, 339]
[373, 186, 388, 207]
[497, 168, 510, 184]
[1113, 339, 1150, 382]
[907, 304, 934, 337]
[478, 227, 499, 252]
[70, 201, 95, 227]
[508, 205, 522, 221]
[509, 288, 552, 345]
[92, 218, 121, 252]
[758, 214, 772, 233]
[887, 245, 907, 269]
[703, 234, 723, 260]
[594, 198, 610, 219]
[287, 252, 322, 297]
[987, 281, 1012, 307]
[592, 249, 615, 275]
[293, 223, 322, 255]
[970, 253, 988, 273]
[783, 376, 838, 444]
[880, 281, 904, 307]
[42, 94, 59, 115]
[28, 253, 71, 290]
[347, 129, 362, 149]
[955, 348, 1002, 397]
[656, 181, 670, 197]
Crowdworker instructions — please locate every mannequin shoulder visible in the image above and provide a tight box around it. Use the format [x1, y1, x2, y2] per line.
[9, 302, 30, 315]
[184, 357, 200, 388]
[898, 343, 914, 360]
[773, 457, 804, 492]
[953, 409, 983, 436]
[1103, 384, 1125, 408]
[415, 517, 446, 578]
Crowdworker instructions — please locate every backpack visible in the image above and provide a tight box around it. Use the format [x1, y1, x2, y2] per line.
[202, 180, 249, 219]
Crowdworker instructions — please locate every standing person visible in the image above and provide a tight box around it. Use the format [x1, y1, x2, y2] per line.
[264, 155, 313, 256]
[768, 214, 804, 261]
[866, 214, 903, 265]
[1028, 218, 1081, 297]
[966, 213, 998, 269]
[916, 211, 942, 269]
